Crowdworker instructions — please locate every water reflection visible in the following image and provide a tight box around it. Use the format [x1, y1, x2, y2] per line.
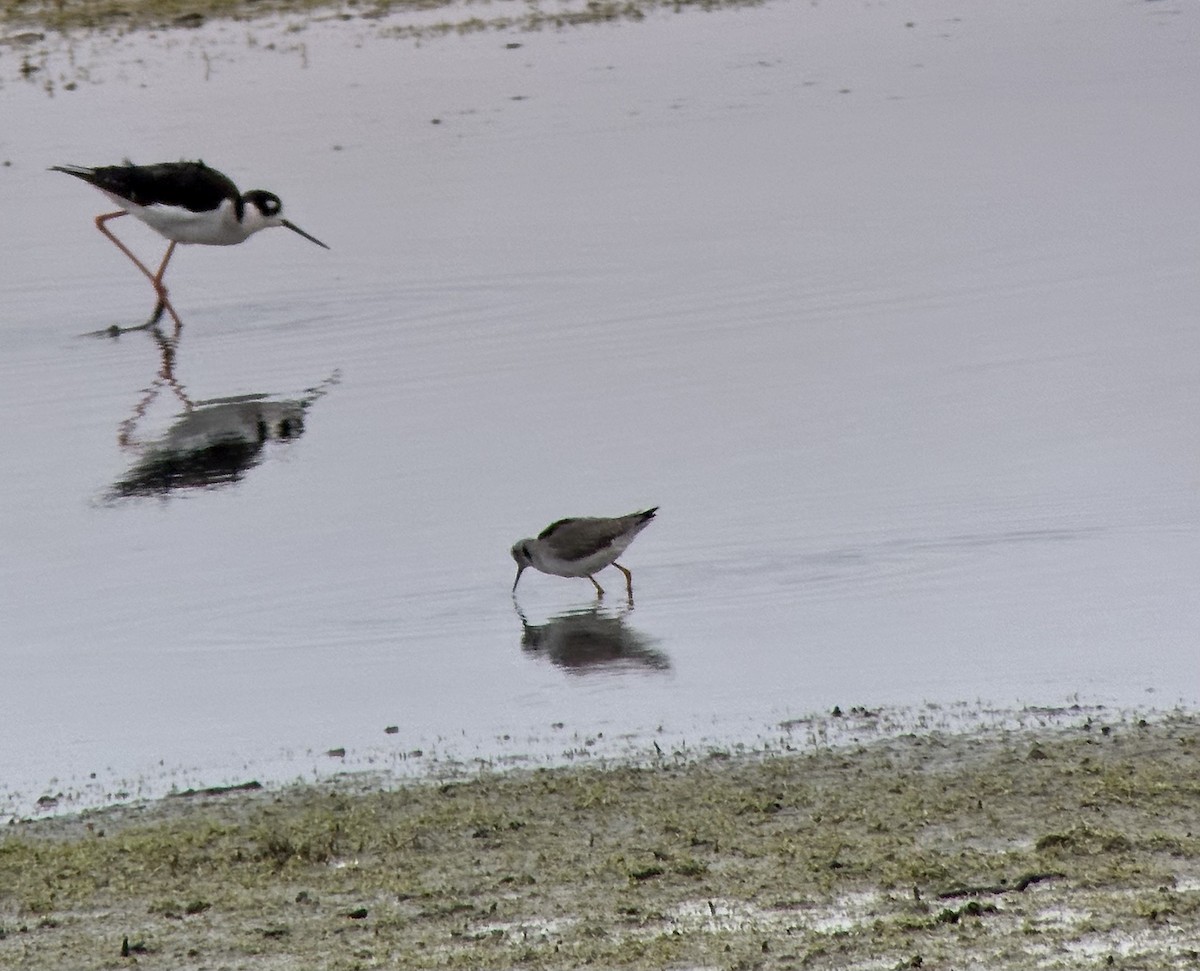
[515, 602, 670, 674]
[107, 325, 338, 500]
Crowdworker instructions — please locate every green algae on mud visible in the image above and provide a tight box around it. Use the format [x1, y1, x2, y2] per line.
[1, 711, 1198, 969]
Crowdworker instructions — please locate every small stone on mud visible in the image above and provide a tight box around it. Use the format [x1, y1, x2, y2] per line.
[120, 936, 148, 956]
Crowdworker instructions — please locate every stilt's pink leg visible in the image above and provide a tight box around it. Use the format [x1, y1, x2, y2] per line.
[94, 211, 183, 331]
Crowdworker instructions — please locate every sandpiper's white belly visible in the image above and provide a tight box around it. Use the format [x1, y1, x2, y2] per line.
[532, 537, 634, 578]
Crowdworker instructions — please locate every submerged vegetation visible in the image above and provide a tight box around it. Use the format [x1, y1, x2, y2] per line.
[0, 0, 766, 93]
[0, 0, 765, 41]
[1, 711, 1198, 969]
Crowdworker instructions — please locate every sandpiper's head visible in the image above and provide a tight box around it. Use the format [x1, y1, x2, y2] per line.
[242, 189, 330, 249]
[511, 540, 534, 592]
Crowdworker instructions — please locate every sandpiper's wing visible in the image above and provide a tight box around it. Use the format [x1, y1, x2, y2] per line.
[538, 509, 656, 560]
[52, 161, 238, 213]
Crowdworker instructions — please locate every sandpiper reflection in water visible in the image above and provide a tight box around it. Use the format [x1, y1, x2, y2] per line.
[515, 602, 670, 674]
[106, 325, 339, 500]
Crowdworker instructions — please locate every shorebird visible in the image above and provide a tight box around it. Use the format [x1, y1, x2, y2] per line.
[511, 507, 658, 600]
[52, 159, 329, 329]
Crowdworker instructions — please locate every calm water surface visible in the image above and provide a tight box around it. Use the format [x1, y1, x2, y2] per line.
[1, 0, 1198, 815]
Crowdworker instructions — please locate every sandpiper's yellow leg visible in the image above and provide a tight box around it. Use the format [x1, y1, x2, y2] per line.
[614, 562, 634, 599]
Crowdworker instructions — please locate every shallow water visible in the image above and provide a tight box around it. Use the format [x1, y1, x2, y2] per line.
[1, 0, 1198, 815]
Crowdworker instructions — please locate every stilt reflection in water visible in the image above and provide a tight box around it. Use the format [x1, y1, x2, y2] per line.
[106, 324, 339, 500]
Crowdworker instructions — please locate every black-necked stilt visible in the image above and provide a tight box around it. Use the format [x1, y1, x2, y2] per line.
[52, 159, 329, 330]
[511, 507, 658, 600]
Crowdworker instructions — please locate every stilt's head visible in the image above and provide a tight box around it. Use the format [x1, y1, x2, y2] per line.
[242, 190, 330, 249]
[511, 540, 535, 592]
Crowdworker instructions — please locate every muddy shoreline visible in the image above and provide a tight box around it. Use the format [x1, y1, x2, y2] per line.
[2, 709, 1197, 969]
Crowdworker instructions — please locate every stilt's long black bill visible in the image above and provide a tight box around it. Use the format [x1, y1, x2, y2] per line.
[512, 566, 526, 593]
[282, 219, 330, 249]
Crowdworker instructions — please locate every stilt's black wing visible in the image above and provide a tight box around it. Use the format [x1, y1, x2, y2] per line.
[52, 161, 239, 213]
